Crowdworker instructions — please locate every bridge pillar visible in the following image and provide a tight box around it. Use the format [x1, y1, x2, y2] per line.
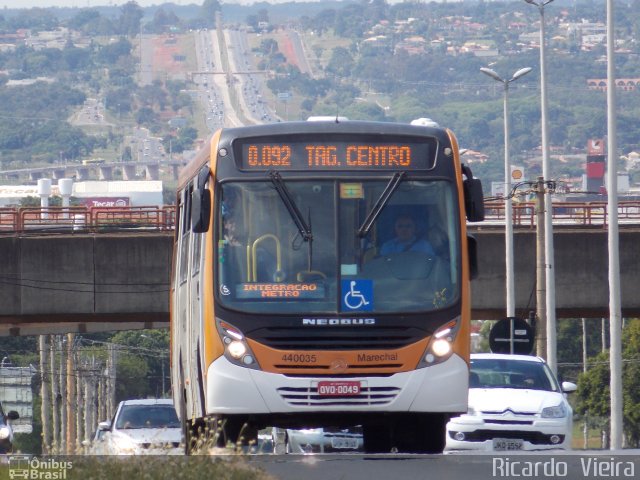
[51, 169, 67, 180]
[122, 164, 137, 181]
[29, 171, 43, 181]
[75, 167, 90, 181]
[98, 166, 113, 181]
[144, 164, 160, 180]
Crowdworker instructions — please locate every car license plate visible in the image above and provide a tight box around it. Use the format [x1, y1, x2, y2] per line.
[317, 381, 361, 396]
[331, 437, 359, 449]
[493, 438, 524, 451]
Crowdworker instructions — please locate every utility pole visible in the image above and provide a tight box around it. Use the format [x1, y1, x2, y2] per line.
[50, 335, 60, 454]
[107, 344, 117, 416]
[76, 363, 83, 453]
[535, 177, 547, 358]
[84, 358, 95, 445]
[582, 318, 589, 449]
[59, 336, 67, 454]
[66, 333, 76, 454]
[39, 335, 51, 454]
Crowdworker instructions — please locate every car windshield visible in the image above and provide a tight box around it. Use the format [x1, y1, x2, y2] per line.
[216, 179, 459, 314]
[469, 358, 559, 392]
[115, 404, 180, 430]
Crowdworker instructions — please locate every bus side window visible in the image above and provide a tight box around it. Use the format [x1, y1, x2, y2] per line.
[179, 185, 193, 285]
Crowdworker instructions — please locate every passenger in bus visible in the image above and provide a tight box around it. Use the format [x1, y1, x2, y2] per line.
[380, 214, 435, 256]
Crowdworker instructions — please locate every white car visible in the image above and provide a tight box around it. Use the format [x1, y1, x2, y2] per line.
[100, 399, 182, 455]
[0, 402, 19, 454]
[445, 353, 576, 452]
[272, 426, 363, 454]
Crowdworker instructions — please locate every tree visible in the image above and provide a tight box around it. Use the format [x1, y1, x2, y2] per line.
[118, 1, 144, 37]
[200, 0, 221, 28]
[575, 319, 640, 447]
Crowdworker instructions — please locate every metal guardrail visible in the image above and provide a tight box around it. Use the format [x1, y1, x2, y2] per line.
[0, 206, 176, 233]
[1, 201, 640, 234]
[482, 201, 640, 228]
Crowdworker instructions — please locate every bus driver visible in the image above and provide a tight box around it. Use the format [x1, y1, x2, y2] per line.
[380, 214, 435, 256]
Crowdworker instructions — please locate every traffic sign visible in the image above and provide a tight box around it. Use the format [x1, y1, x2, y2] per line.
[489, 317, 534, 355]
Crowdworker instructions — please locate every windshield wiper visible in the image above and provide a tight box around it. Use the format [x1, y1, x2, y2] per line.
[269, 171, 313, 242]
[357, 171, 406, 238]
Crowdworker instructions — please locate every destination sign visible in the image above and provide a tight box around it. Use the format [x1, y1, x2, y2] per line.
[236, 282, 325, 299]
[236, 136, 435, 171]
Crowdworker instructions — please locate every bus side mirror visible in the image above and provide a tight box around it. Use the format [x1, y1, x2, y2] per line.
[467, 234, 478, 280]
[192, 167, 211, 233]
[461, 164, 485, 222]
[191, 187, 211, 233]
[464, 177, 485, 222]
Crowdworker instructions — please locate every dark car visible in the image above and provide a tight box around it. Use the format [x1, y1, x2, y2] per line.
[0, 402, 20, 453]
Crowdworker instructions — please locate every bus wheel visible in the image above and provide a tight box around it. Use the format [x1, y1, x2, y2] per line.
[363, 423, 392, 453]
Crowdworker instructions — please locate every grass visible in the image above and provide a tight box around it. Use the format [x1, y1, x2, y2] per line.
[572, 418, 609, 450]
[0, 456, 277, 480]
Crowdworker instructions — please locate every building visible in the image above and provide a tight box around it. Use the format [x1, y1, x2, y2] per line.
[0, 181, 164, 207]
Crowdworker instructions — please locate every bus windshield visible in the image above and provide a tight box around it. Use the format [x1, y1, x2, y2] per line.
[216, 178, 459, 314]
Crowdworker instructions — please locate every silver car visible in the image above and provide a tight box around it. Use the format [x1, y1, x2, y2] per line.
[101, 399, 182, 455]
[272, 426, 363, 454]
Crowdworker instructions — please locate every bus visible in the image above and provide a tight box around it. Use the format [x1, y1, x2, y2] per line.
[170, 119, 484, 454]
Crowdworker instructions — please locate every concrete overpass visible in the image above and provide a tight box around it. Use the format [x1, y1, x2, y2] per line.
[0, 159, 186, 182]
[0, 225, 638, 336]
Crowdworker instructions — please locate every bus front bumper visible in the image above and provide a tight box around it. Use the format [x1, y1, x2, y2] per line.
[205, 354, 468, 414]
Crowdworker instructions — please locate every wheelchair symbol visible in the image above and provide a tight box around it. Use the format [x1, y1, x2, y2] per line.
[344, 280, 370, 310]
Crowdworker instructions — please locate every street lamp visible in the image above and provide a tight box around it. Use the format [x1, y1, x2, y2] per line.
[524, 0, 557, 374]
[480, 67, 532, 319]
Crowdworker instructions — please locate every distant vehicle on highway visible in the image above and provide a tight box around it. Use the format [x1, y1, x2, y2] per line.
[445, 353, 576, 452]
[82, 158, 105, 166]
[99, 398, 182, 455]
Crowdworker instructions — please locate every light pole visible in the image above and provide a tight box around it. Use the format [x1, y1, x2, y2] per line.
[480, 66, 532, 318]
[524, 0, 557, 374]
[606, 0, 622, 451]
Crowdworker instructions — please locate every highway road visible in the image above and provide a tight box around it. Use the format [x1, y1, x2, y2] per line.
[245, 450, 640, 480]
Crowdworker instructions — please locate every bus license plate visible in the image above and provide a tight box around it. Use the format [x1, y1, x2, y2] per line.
[493, 438, 524, 451]
[317, 381, 361, 397]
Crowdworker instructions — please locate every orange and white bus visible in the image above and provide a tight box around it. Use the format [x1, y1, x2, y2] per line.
[171, 118, 484, 453]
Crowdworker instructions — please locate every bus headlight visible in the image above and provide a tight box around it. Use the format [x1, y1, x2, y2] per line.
[431, 338, 452, 357]
[216, 319, 260, 370]
[227, 340, 247, 359]
[417, 317, 460, 369]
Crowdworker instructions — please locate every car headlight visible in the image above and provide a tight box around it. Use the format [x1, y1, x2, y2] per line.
[112, 435, 139, 454]
[541, 403, 567, 418]
[0, 426, 11, 440]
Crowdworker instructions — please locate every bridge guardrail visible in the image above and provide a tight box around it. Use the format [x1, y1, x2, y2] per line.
[1, 201, 640, 234]
[483, 200, 640, 228]
[0, 205, 176, 234]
